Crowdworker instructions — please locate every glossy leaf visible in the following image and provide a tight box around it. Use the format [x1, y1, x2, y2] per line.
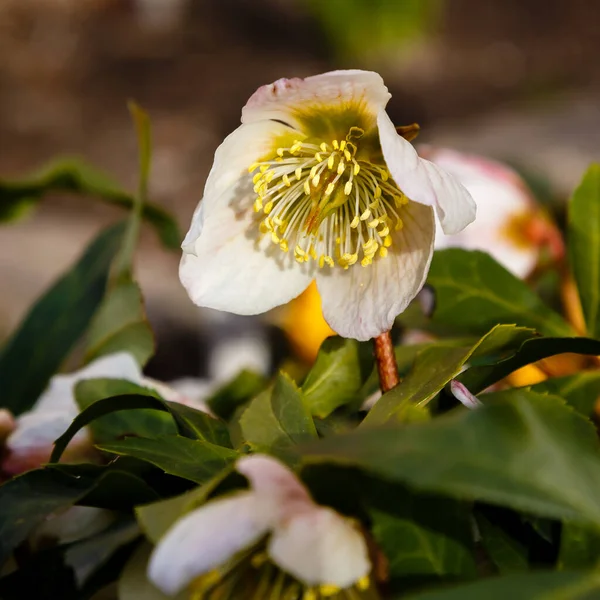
[427, 249, 574, 337]
[75, 379, 175, 443]
[98, 435, 237, 484]
[408, 571, 600, 600]
[363, 325, 535, 426]
[460, 337, 600, 395]
[303, 390, 600, 527]
[302, 337, 372, 418]
[0, 223, 125, 415]
[0, 158, 180, 248]
[568, 164, 600, 338]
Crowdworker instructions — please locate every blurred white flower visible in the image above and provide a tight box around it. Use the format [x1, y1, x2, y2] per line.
[180, 70, 475, 341]
[148, 455, 371, 597]
[1, 352, 211, 475]
[421, 147, 562, 278]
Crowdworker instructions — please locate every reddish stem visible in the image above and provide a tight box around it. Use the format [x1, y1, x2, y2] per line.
[374, 331, 400, 393]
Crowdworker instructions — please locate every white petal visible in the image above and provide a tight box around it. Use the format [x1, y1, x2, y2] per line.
[179, 190, 314, 315]
[425, 147, 539, 278]
[209, 333, 271, 384]
[450, 380, 483, 409]
[148, 492, 272, 596]
[33, 351, 142, 413]
[183, 120, 298, 253]
[316, 201, 435, 341]
[378, 110, 476, 235]
[236, 455, 313, 514]
[242, 70, 391, 129]
[268, 507, 370, 588]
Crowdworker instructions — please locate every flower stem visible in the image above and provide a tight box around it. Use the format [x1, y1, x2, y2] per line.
[373, 331, 399, 393]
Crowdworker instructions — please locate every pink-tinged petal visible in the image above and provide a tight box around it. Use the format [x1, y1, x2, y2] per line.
[268, 507, 370, 588]
[316, 201, 435, 341]
[423, 147, 542, 278]
[179, 189, 314, 315]
[450, 380, 483, 409]
[183, 120, 298, 254]
[378, 110, 476, 235]
[148, 492, 272, 595]
[236, 455, 313, 516]
[242, 70, 390, 130]
[3, 410, 94, 475]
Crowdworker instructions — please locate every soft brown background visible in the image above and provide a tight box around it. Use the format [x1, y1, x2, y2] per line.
[1, 0, 598, 377]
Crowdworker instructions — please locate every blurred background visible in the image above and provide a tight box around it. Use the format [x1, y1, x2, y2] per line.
[1, 0, 599, 382]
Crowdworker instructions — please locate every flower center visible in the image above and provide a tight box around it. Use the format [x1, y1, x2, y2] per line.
[248, 127, 407, 269]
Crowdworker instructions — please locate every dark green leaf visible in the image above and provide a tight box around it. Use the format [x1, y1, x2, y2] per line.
[475, 513, 529, 574]
[302, 337, 373, 418]
[302, 390, 600, 527]
[98, 435, 237, 484]
[368, 485, 476, 590]
[559, 523, 600, 570]
[428, 249, 574, 337]
[460, 337, 600, 395]
[407, 571, 600, 600]
[0, 223, 125, 415]
[164, 401, 231, 448]
[207, 370, 268, 421]
[52, 392, 230, 463]
[363, 325, 535, 426]
[272, 372, 318, 442]
[75, 379, 175, 443]
[568, 164, 600, 338]
[0, 158, 180, 248]
[84, 280, 154, 367]
[531, 372, 600, 417]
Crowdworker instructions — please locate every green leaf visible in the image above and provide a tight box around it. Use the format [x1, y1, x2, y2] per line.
[75, 379, 175, 443]
[302, 390, 600, 527]
[407, 571, 600, 600]
[302, 337, 373, 418]
[207, 370, 268, 421]
[272, 372, 318, 442]
[531, 372, 600, 417]
[0, 465, 157, 566]
[98, 435, 237, 484]
[559, 523, 600, 570]
[164, 401, 231, 448]
[427, 249, 574, 337]
[239, 373, 317, 459]
[84, 280, 154, 367]
[460, 337, 600, 395]
[475, 513, 529, 574]
[368, 484, 476, 589]
[363, 325, 536, 426]
[568, 164, 600, 338]
[0, 158, 181, 248]
[0, 223, 125, 415]
[51, 393, 230, 463]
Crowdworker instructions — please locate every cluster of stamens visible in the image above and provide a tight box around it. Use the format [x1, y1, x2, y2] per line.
[248, 128, 408, 269]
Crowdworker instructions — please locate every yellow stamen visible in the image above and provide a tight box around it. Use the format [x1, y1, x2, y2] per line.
[344, 181, 353, 195]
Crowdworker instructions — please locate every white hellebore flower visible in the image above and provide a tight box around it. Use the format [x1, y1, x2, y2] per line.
[421, 147, 562, 279]
[180, 70, 476, 341]
[149, 455, 371, 598]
